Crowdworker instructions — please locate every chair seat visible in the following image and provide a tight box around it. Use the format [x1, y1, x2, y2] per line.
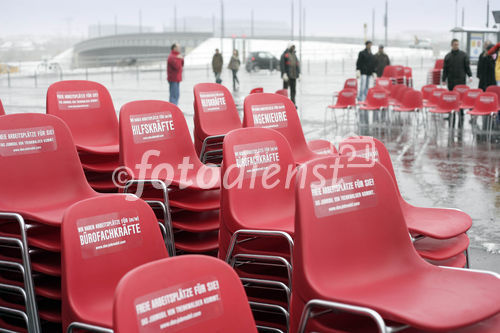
[393, 106, 418, 112]
[81, 159, 120, 173]
[359, 105, 386, 111]
[414, 233, 469, 261]
[71, 297, 113, 329]
[460, 104, 475, 110]
[294, 150, 326, 165]
[426, 253, 467, 268]
[467, 110, 497, 116]
[401, 201, 472, 239]
[174, 230, 219, 252]
[429, 107, 454, 114]
[309, 265, 500, 331]
[328, 104, 354, 109]
[76, 143, 119, 155]
[171, 209, 219, 232]
[0, 222, 60, 252]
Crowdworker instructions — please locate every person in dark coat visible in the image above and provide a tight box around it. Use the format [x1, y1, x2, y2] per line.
[374, 45, 390, 77]
[356, 40, 375, 101]
[477, 43, 496, 91]
[442, 39, 472, 91]
[212, 49, 223, 83]
[280, 42, 300, 105]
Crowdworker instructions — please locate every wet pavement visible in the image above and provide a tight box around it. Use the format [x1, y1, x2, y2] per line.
[1, 63, 499, 271]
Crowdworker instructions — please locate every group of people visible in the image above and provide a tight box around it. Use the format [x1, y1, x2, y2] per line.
[355, 40, 391, 101]
[211, 48, 241, 91]
[477, 40, 500, 91]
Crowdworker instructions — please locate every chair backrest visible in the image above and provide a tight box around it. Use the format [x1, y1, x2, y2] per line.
[113, 255, 257, 333]
[485, 85, 500, 107]
[193, 83, 241, 138]
[460, 89, 483, 107]
[394, 86, 411, 102]
[434, 59, 444, 69]
[46, 80, 118, 147]
[421, 84, 437, 100]
[382, 65, 394, 78]
[243, 92, 319, 163]
[453, 85, 469, 99]
[403, 67, 412, 78]
[0, 113, 95, 211]
[221, 127, 295, 229]
[275, 89, 288, 97]
[0, 99, 5, 116]
[307, 139, 338, 155]
[364, 87, 389, 108]
[389, 84, 406, 97]
[335, 88, 357, 107]
[62, 195, 168, 329]
[428, 88, 447, 105]
[375, 77, 392, 90]
[437, 91, 460, 111]
[250, 87, 264, 94]
[473, 93, 499, 114]
[343, 78, 358, 90]
[293, 155, 422, 300]
[400, 89, 423, 109]
[393, 65, 404, 78]
[119, 100, 205, 181]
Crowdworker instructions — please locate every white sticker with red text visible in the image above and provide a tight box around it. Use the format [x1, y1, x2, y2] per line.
[251, 103, 288, 128]
[311, 173, 378, 218]
[77, 210, 143, 259]
[56, 90, 100, 110]
[233, 140, 280, 178]
[0, 126, 57, 157]
[134, 277, 223, 332]
[200, 91, 227, 112]
[130, 111, 175, 144]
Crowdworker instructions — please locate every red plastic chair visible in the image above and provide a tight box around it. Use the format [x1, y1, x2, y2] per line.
[113, 255, 258, 333]
[343, 78, 358, 91]
[0, 113, 98, 225]
[429, 91, 460, 115]
[290, 155, 500, 333]
[325, 88, 357, 132]
[393, 89, 423, 112]
[250, 87, 264, 94]
[453, 84, 470, 99]
[423, 87, 447, 109]
[338, 136, 472, 240]
[243, 93, 323, 164]
[460, 89, 483, 109]
[485, 85, 500, 109]
[421, 84, 437, 102]
[359, 88, 389, 111]
[389, 86, 411, 106]
[46, 80, 118, 155]
[375, 78, 392, 92]
[275, 89, 288, 97]
[61, 195, 168, 331]
[307, 139, 338, 155]
[0, 99, 5, 116]
[468, 93, 499, 142]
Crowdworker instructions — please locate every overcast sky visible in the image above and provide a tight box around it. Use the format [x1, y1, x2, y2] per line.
[2, 0, 498, 39]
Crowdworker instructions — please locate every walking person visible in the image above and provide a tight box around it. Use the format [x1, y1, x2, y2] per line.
[228, 49, 241, 91]
[374, 45, 390, 78]
[442, 39, 472, 127]
[212, 49, 223, 84]
[356, 40, 376, 101]
[280, 42, 300, 106]
[477, 42, 496, 91]
[167, 43, 184, 105]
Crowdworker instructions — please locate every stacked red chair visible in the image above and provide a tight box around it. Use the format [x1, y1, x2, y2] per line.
[113, 255, 258, 333]
[290, 155, 500, 332]
[358, 87, 390, 126]
[324, 88, 357, 132]
[220, 127, 296, 332]
[193, 83, 241, 165]
[382, 65, 405, 85]
[243, 93, 324, 164]
[333, 78, 358, 98]
[250, 87, 264, 94]
[62, 195, 168, 332]
[275, 89, 288, 97]
[421, 84, 437, 104]
[460, 89, 483, 110]
[0, 99, 5, 116]
[0, 113, 105, 332]
[467, 92, 499, 142]
[307, 139, 338, 155]
[339, 136, 472, 268]
[46, 80, 119, 192]
[119, 100, 221, 256]
[403, 66, 413, 87]
[428, 59, 444, 84]
[486, 85, 500, 109]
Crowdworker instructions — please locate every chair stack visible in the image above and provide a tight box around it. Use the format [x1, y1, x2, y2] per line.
[428, 59, 444, 84]
[193, 83, 242, 165]
[0, 113, 103, 332]
[119, 100, 221, 257]
[382, 65, 405, 85]
[220, 127, 296, 332]
[46, 80, 120, 192]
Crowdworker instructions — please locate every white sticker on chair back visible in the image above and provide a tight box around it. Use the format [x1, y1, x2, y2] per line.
[56, 90, 100, 110]
[310, 173, 378, 218]
[479, 95, 495, 104]
[378, 80, 389, 86]
[373, 92, 387, 99]
[0, 126, 57, 157]
[341, 91, 355, 98]
[134, 276, 223, 332]
[233, 140, 279, 178]
[346, 80, 356, 87]
[443, 94, 458, 102]
[468, 91, 480, 98]
[130, 111, 175, 144]
[251, 103, 288, 128]
[77, 210, 143, 259]
[200, 91, 227, 112]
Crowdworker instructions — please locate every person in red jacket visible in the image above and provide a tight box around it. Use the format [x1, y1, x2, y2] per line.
[167, 43, 184, 105]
